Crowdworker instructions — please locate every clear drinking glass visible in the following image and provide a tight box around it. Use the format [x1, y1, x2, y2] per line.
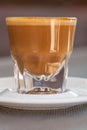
[6, 17, 77, 94]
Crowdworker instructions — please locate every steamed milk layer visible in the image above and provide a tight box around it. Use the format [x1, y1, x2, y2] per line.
[6, 17, 76, 75]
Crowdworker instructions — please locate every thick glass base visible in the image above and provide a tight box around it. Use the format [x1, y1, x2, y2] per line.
[14, 57, 68, 94]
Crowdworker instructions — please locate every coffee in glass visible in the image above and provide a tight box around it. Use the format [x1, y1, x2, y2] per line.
[6, 17, 77, 94]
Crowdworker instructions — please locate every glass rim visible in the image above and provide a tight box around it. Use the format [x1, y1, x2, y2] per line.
[6, 17, 77, 25]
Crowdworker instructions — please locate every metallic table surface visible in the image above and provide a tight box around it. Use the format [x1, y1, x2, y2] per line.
[0, 104, 87, 130]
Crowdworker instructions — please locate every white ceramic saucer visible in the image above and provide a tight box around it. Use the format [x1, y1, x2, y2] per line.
[0, 77, 87, 110]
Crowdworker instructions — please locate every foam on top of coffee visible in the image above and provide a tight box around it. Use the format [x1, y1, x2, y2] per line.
[6, 17, 77, 26]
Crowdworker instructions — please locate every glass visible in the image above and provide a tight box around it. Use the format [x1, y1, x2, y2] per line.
[6, 17, 77, 94]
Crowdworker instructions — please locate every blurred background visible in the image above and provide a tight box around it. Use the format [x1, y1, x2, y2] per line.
[0, 0, 87, 78]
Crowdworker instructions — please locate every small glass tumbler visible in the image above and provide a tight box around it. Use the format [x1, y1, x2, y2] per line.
[6, 17, 77, 94]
